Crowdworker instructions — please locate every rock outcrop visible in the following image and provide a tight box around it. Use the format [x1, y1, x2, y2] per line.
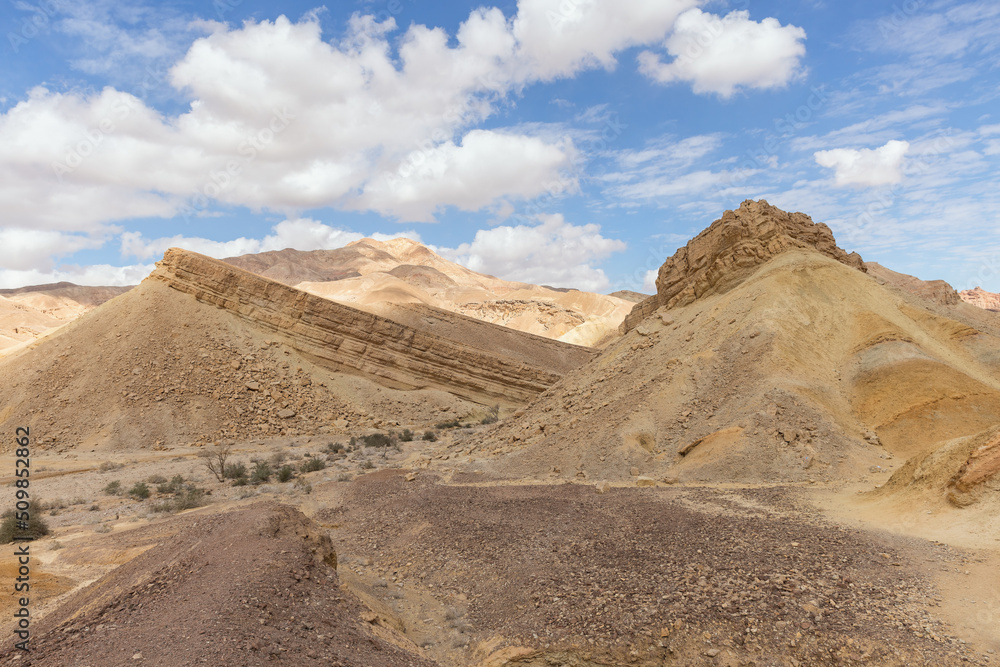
[959, 286, 1000, 312]
[622, 200, 865, 332]
[151, 248, 595, 406]
[865, 263, 961, 306]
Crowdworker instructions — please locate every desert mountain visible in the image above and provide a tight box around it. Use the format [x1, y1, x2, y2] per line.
[0, 282, 131, 355]
[477, 200, 1000, 498]
[0, 248, 593, 451]
[224, 238, 633, 347]
[960, 286, 1000, 311]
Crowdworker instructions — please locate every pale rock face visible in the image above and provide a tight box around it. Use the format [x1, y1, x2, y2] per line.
[959, 286, 1000, 311]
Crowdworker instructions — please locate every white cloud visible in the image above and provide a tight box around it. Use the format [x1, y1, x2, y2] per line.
[643, 269, 658, 293]
[638, 9, 807, 97]
[120, 219, 422, 261]
[438, 214, 626, 291]
[356, 130, 576, 221]
[0, 229, 106, 272]
[814, 140, 910, 187]
[0, 263, 156, 289]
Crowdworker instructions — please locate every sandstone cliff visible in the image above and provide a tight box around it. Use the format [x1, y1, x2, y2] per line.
[151, 248, 595, 406]
[959, 286, 1000, 311]
[621, 200, 865, 332]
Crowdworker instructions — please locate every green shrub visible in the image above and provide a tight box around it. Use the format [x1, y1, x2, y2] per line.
[277, 465, 294, 483]
[103, 480, 123, 496]
[399, 429, 414, 442]
[0, 501, 50, 543]
[361, 433, 392, 448]
[224, 462, 247, 481]
[250, 460, 271, 485]
[146, 475, 168, 485]
[300, 458, 325, 473]
[422, 430, 437, 442]
[128, 482, 151, 500]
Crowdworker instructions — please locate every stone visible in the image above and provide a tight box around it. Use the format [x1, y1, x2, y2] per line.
[595, 481, 611, 494]
[245, 382, 260, 391]
[636, 476, 657, 487]
[277, 409, 296, 419]
[621, 200, 866, 333]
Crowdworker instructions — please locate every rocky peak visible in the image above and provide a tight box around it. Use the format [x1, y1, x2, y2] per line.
[623, 200, 865, 332]
[960, 286, 1000, 312]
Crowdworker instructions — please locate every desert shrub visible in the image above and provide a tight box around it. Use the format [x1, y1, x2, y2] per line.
[146, 475, 168, 485]
[481, 404, 500, 425]
[94, 524, 111, 534]
[300, 458, 325, 473]
[324, 442, 345, 454]
[128, 482, 151, 500]
[173, 486, 206, 511]
[360, 460, 375, 470]
[224, 461, 247, 481]
[349, 436, 357, 448]
[422, 430, 437, 442]
[199, 443, 232, 483]
[89, 504, 100, 512]
[98, 461, 124, 473]
[269, 451, 287, 466]
[361, 433, 392, 448]
[103, 480, 123, 496]
[0, 501, 50, 543]
[277, 465, 294, 483]
[336, 473, 352, 482]
[399, 429, 413, 442]
[250, 460, 271, 485]
[435, 419, 461, 429]
[293, 479, 313, 494]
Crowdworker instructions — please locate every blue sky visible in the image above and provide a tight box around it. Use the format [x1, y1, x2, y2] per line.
[1, 0, 998, 293]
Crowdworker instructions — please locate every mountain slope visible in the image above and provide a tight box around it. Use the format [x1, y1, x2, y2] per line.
[0, 249, 594, 452]
[225, 238, 633, 347]
[475, 201, 1000, 488]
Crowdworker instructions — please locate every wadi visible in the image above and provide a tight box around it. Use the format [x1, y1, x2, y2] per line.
[0, 201, 997, 666]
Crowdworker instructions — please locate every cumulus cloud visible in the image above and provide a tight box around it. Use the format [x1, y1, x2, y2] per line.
[638, 9, 807, 97]
[356, 130, 576, 221]
[120, 219, 422, 261]
[0, 263, 157, 289]
[0, 229, 106, 272]
[438, 214, 626, 291]
[814, 140, 910, 187]
[643, 269, 658, 293]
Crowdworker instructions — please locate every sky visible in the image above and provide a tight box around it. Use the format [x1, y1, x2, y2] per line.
[1, 0, 998, 294]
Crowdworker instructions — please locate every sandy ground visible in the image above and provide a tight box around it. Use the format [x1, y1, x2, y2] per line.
[0, 432, 995, 666]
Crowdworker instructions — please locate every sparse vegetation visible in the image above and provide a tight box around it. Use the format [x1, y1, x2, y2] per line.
[0, 500, 50, 543]
[277, 465, 294, 483]
[103, 480, 123, 496]
[98, 461, 124, 473]
[481, 403, 500, 425]
[250, 460, 272, 485]
[360, 460, 375, 470]
[147, 474, 168, 485]
[399, 428, 414, 442]
[128, 482, 151, 500]
[361, 433, 392, 448]
[300, 457, 325, 473]
[200, 443, 233, 483]
[224, 461, 248, 483]
[336, 473, 352, 482]
[422, 430, 437, 442]
[435, 419, 461, 429]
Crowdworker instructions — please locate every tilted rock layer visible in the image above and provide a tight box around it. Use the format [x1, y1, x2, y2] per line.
[0, 249, 594, 451]
[152, 248, 594, 406]
[622, 200, 865, 332]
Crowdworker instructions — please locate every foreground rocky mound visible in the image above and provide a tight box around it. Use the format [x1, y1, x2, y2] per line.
[225, 238, 633, 347]
[0, 282, 131, 354]
[478, 202, 1000, 485]
[0, 249, 593, 452]
[0, 503, 432, 666]
[622, 200, 865, 332]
